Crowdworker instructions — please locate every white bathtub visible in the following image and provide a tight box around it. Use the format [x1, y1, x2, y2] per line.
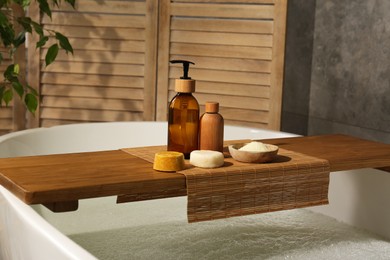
[1, 122, 389, 259]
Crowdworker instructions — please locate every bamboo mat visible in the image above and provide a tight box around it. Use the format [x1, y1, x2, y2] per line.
[122, 146, 330, 223]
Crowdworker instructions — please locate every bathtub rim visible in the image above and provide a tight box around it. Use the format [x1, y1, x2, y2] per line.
[0, 185, 97, 260]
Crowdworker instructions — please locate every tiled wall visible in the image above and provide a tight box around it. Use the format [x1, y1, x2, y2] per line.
[282, 0, 390, 143]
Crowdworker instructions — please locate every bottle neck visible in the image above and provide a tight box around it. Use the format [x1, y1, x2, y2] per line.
[176, 92, 193, 96]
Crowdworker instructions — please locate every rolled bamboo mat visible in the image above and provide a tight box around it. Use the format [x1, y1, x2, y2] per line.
[122, 146, 330, 223]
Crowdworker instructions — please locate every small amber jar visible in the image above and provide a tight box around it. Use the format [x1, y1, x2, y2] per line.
[199, 102, 224, 152]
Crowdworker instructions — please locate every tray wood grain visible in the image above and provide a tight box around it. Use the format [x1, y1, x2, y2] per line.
[0, 134, 389, 212]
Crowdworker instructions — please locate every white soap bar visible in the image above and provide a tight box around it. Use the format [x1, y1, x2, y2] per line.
[190, 150, 224, 168]
[239, 141, 268, 152]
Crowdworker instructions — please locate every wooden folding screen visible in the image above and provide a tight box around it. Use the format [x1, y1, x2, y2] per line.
[23, 0, 287, 130]
[157, 0, 287, 129]
[28, 0, 158, 128]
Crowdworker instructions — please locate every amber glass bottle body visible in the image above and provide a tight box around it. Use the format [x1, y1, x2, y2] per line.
[168, 92, 199, 159]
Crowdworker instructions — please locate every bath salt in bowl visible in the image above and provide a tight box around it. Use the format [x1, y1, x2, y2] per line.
[228, 141, 279, 163]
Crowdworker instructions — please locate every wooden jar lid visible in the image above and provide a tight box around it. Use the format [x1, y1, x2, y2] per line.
[205, 102, 219, 113]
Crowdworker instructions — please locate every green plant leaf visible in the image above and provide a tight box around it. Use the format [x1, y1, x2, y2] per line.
[3, 89, 13, 106]
[27, 84, 38, 96]
[25, 93, 38, 114]
[31, 21, 44, 38]
[13, 32, 26, 48]
[0, 86, 4, 103]
[22, 0, 31, 8]
[65, 0, 76, 8]
[0, 0, 7, 9]
[13, 64, 20, 75]
[13, 0, 22, 5]
[4, 64, 18, 81]
[55, 32, 73, 54]
[36, 36, 49, 48]
[52, 0, 60, 7]
[0, 25, 15, 47]
[45, 43, 59, 66]
[0, 11, 9, 25]
[12, 81, 24, 98]
[17, 17, 33, 33]
[37, 0, 52, 19]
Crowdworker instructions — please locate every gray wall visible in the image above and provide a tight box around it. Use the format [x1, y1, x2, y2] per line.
[282, 0, 390, 144]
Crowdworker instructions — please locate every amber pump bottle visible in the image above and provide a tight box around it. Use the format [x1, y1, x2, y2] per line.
[167, 60, 199, 159]
[199, 102, 224, 152]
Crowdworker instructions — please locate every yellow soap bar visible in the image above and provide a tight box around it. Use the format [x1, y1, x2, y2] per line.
[153, 151, 185, 172]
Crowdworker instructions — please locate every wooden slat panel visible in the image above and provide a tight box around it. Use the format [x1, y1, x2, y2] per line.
[41, 74, 144, 88]
[0, 47, 14, 133]
[169, 67, 271, 85]
[42, 62, 144, 77]
[46, 50, 145, 65]
[171, 31, 272, 47]
[3, 5, 26, 132]
[212, 107, 269, 124]
[168, 80, 270, 99]
[55, 0, 146, 15]
[41, 97, 143, 111]
[171, 43, 272, 60]
[173, 0, 275, 3]
[40, 119, 93, 127]
[40, 108, 143, 122]
[44, 25, 145, 41]
[156, 0, 287, 129]
[0, 109, 13, 119]
[0, 119, 13, 129]
[171, 3, 274, 19]
[169, 55, 271, 73]
[43, 13, 146, 28]
[171, 17, 273, 34]
[194, 92, 269, 111]
[41, 85, 144, 100]
[44, 38, 145, 52]
[224, 119, 268, 129]
[33, 0, 156, 127]
[168, 90, 270, 111]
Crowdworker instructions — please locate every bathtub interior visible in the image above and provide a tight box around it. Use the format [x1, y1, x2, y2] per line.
[1, 122, 390, 259]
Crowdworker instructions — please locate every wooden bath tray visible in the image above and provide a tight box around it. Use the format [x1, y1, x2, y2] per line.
[0, 134, 389, 213]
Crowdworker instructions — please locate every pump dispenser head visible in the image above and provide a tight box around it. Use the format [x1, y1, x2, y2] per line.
[170, 60, 196, 93]
[170, 60, 195, 79]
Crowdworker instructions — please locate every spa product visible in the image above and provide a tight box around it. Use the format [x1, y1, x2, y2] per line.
[239, 141, 269, 152]
[167, 60, 199, 159]
[229, 142, 279, 163]
[153, 151, 185, 172]
[199, 102, 224, 152]
[190, 150, 224, 168]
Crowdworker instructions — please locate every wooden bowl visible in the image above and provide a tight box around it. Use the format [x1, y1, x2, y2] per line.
[228, 143, 279, 163]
